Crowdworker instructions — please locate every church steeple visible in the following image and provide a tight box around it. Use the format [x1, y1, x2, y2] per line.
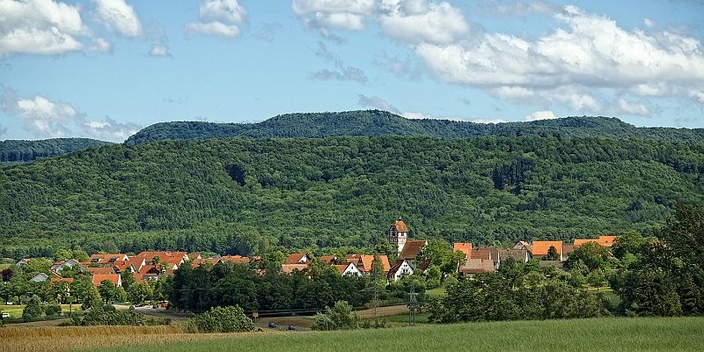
[389, 218, 408, 253]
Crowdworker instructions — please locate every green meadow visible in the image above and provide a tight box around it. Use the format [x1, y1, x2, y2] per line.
[86, 317, 704, 352]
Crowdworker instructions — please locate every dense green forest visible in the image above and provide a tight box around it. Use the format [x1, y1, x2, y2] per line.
[125, 110, 704, 145]
[2, 134, 704, 259]
[0, 138, 112, 165]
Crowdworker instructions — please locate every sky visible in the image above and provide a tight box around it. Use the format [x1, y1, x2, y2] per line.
[1, 0, 703, 142]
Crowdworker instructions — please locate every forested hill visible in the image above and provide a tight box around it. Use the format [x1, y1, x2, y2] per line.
[0, 138, 113, 165]
[2, 135, 704, 259]
[124, 110, 704, 145]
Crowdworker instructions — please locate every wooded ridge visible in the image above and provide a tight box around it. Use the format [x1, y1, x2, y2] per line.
[2, 134, 703, 259]
[124, 110, 704, 145]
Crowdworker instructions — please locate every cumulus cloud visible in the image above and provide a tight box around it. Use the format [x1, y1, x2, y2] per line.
[379, 0, 470, 44]
[292, 0, 375, 35]
[1, 89, 139, 141]
[185, 0, 247, 38]
[414, 5, 704, 116]
[525, 110, 558, 121]
[92, 0, 142, 37]
[357, 94, 400, 113]
[0, 0, 90, 57]
[148, 44, 170, 57]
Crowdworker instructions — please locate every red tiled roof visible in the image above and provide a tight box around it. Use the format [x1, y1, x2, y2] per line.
[50, 277, 74, 283]
[87, 266, 114, 275]
[399, 240, 426, 260]
[319, 255, 338, 265]
[471, 248, 493, 261]
[598, 236, 617, 247]
[574, 239, 599, 247]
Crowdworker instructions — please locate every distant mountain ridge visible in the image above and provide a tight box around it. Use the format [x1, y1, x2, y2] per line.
[125, 110, 704, 145]
[0, 138, 113, 165]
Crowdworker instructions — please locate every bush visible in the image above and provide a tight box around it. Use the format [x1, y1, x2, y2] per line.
[45, 302, 62, 316]
[311, 301, 359, 331]
[186, 306, 254, 333]
[22, 295, 44, 321]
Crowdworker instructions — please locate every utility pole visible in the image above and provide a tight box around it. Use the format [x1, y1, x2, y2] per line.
[408, 288, 418, 326]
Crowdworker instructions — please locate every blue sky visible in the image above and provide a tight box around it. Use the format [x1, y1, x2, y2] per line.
[1, 0, 703, 142]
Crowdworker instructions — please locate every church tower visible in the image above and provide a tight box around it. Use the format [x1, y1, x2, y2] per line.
[389, 218, 408, 253]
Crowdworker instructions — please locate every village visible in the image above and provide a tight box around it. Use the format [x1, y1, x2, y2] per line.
[1, 219, 618, 314]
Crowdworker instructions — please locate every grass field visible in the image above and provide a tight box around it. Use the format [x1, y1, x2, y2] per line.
[56, 317, 702, 352]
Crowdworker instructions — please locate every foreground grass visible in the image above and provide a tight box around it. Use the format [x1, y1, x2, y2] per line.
[73, 317, 704, 352]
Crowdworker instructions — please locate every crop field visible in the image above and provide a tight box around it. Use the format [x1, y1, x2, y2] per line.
[2, 316, 697, 352]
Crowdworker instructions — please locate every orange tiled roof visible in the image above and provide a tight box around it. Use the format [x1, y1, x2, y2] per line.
[531, 241, 563, 256]
[319, 255, 338, 265]
[333, 264, 350, 275]
[391, 219, 408, 233]
[50, 277, 74, 283]
[574, 239, 599, 247]
[221, 255, 250, 264]
[598, 236, 617, 247]
[87, 266, 115, 275]
[453, 242, 473, 260]
[285, 253, 308, 264]
[92, 274, 121, 287]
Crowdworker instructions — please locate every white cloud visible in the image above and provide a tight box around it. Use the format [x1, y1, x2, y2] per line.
[311, 41, 368, 82]
[616, 98, 650, 116]
[185, 0, 247, 38]
[414, 5, 704, 116]
[525, 110, 558, 121]
[0, 0, 90, 57]
[643, 17, 655, 28]
[292, 0, 375, 34]
[380, 0, 470, 44]
[357, 94, 400, 113]
[491, 1, 561, 16]
[471, 118, 508, 124]
[1, 89, 140, 141]
[92, 0, 142, 37]
[148, 44, 170, 57]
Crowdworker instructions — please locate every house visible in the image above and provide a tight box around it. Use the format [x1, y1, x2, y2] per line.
[16, 259, 30, 267]
[87, 266, 115, 275]
[318, 255, 339, 265]
[220, 255, 250, 264]
[50, 277, 74, 284]
[494, 248, 531, 267]
[453, 242, 472, 261]
[344, 254, 391, 275]
[387, 259, 414, 281]
[92, 273, 122, 287]
[281, 264, 309, 274]
[458, 258, 495, 277]
[190, 257, 220, 267]
[285, 253, 310, 265]
[134, 251, 189, 269]
[89, 253, 129, 264]
[513, 241, 565, 261]
[50, 259, 86, 274]
[112, 260, 135, 274]
[333, 262, 362, 277]
[573, 235, 618, 248]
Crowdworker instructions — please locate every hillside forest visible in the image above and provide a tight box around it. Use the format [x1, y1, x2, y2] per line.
[2, 134, 704, 259]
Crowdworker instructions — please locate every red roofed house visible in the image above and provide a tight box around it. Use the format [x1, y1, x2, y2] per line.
[344, 254, 391, 275]
[573, 235, 618, 248]
[281, 264, 309, 274]
[531, 241, 564, 261]
[285, 253, 310, 265]
[333, 262, 362, 277]
[459, 258, 495, 277]
[453, 243, 472, 261]
[399, 240, 427, 261]
[92, 273, 122, 287]
[89, 253, 129, 265]
[387, 259, 414, 281]
[220, 255, 250, 264]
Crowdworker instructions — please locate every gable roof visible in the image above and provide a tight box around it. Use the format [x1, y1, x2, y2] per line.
[531, 241, 563, 256]
[220, 255, 250, 264]
[573, 239, 599, 247]
[89, 253, 129, 264]
[285, 253, 309, 264]
[92, 273, 121, 287]
[387, 259, 414, 279]
[453, 242, 473, 260]
[399, 240, 426, 260]
[319, 255, 338, 265]
[87, 266, 115, 275]
[50, 277, 74, 283]
[598, 235, 618, 247]
[281, 264, 309, 274]
[514, 241, 533, 252]
[459, 259, 495, 275]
